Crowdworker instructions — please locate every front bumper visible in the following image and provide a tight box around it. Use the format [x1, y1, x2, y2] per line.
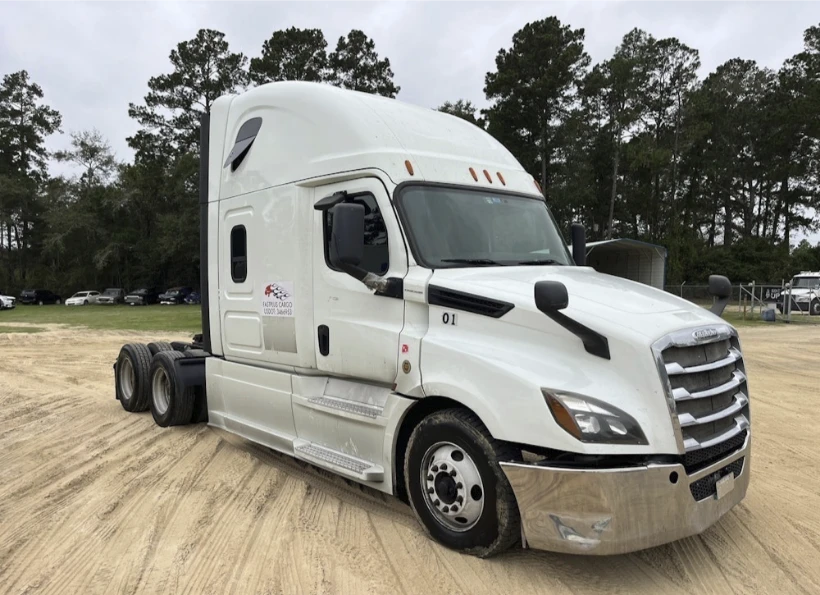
[500, 433, 750, 555]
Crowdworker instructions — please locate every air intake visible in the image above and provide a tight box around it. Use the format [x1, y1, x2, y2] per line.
[427, 286, 514, 318]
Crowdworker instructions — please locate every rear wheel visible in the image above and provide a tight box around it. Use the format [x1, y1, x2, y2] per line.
[810, 300, 820, 316]
[149, 351, 195, 427]
[404, 409, 522, 558]
[115, 343, 152, 412]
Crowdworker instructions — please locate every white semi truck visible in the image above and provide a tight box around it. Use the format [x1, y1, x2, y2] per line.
[113, 81, 751, 557]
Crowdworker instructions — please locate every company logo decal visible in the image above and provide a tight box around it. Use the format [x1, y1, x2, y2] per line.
[262, 281, 294, 317]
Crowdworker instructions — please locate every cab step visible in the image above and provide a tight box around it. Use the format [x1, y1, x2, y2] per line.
[307, 395, 383, 418]
[293, 440, 384, 482]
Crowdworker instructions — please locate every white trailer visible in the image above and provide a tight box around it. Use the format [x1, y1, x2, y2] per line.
[113, 81, 751, 557]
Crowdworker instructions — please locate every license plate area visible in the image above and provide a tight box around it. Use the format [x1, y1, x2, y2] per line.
[715, 472, 735, 499]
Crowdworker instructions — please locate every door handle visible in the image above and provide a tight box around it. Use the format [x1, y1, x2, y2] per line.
[318, 325, 330, 356]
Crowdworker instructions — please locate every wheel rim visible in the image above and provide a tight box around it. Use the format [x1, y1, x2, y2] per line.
[119, 357, 135, 402]
[152, 366, 171, 415]
[420, 441, 485, 532]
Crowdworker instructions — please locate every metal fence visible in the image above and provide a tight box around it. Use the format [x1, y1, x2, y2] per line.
[664, 282, 813, 322]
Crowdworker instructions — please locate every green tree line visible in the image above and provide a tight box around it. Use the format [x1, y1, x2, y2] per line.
[1, 19, 819, 298]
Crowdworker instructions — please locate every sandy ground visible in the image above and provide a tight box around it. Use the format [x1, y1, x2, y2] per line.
[1, 322, 819, 595]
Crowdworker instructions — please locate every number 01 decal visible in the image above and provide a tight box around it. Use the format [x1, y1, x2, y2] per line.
[441, 312, 457, 326]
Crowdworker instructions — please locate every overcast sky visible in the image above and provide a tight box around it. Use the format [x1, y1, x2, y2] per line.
[3, 1, 820, 239]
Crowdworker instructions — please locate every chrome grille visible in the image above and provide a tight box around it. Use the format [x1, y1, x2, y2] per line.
[653, 325, 750, 464]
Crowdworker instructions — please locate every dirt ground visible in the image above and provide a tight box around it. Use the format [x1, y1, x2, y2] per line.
[1, 322, 819, 595]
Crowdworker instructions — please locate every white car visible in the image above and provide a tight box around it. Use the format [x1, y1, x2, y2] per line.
[0, 291, 15, 310]
[65, 290, 101, 306]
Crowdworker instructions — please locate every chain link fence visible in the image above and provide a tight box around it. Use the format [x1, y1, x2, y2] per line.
[665, 282, 816, 321]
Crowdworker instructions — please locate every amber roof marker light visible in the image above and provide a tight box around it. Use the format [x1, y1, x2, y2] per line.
[405, 160, 414, 175]
[483, 169, 493, 183]
[497, 172, 506, 186]
[469, 167, 478, 182]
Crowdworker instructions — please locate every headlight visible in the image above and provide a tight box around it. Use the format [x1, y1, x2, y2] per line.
[795, 296, 810, 302]
[542, 389, 648, 445]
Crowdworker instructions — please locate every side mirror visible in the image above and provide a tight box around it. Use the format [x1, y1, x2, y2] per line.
[708, 274, 731, 316]
[329, 203, 365, 279]
[534, 280, 569, 312]
[571, 223, 586, 267]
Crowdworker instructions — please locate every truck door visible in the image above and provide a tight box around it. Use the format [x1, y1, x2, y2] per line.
[312, 178, 407, 384]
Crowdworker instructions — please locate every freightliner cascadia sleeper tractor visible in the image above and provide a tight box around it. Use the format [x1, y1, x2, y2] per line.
[113, 81, 751, 558]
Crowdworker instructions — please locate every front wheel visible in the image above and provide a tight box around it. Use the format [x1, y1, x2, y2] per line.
[38, 300, 43, 306]
[811, 300, 820, 316]
[404, 409, 522, 558]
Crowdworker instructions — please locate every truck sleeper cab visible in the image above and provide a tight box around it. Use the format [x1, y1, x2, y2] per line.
[113, 81, 751, 558]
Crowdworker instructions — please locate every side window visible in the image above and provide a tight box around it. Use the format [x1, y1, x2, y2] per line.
[230, 225, 247, 282]
[324, 193, 389, 276]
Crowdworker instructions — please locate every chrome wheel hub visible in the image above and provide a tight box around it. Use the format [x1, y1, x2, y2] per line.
[119, 357, 135, 401]
[152, 367, 171, 415]
[420, 442, 484, 532]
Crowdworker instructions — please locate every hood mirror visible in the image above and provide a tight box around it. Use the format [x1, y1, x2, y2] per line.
[708, 274, 732, 316]
[534, 280, 569, 311]
[533, 280, 609, 359]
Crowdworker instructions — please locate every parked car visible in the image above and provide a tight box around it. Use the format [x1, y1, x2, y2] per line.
[158, 286, 193, 305]
[0, 290, 15, 310]
[19, 289, 62, 305]
[184, 290, 201, 305]
[96, 288, 126, 305]
[65, 290, 101, 306]
[125, 288, 159, 306]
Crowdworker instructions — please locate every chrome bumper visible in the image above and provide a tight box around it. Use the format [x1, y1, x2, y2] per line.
[500, 433, 750, 555]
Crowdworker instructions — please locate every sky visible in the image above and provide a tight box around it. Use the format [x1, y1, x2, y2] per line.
[2, 0, 820, 240]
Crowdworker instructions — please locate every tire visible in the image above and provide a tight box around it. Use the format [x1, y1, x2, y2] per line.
[115, 343, 152, 412]
[810, 300, 820, 316]
[83, 300, 88, 305]
[404, 408, 522, 558]
[147, 341, 173, 356]
[56, 298, 61, 304]
[38, 300, 43, 306]
[149, 351, 195, 427]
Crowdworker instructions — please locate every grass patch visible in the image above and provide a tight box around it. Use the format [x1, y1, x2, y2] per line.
[1, 304, 201, 333]
[0, 325, 46, 334]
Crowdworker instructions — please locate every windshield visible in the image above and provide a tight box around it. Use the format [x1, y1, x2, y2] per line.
[396, 185, 573, 268]
[73, 292, 89, 298]
[792, 276, 820, 289]
[103, 288, 119, 295]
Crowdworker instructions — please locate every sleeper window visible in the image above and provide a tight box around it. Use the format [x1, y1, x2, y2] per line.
[324, 194, 389, 276]
[231, 225, 247, 282]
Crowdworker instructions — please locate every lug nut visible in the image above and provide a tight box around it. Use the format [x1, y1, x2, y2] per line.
[456, 482, 463, 489]
[451, 505, 459, 512]
[440, 464, 448, 471]
[427, 474, 433, 481]
[432, 465, 438, 472]
[457, 496, 463, 504]
[450, 470, 457, 477]
[427, 487, 434, 494]
[442, 506, 450, 513]
[434, 499, 440, 506]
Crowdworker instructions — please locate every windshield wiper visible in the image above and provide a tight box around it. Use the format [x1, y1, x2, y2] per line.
[440, 258, 507, 266]
[513, 258, 563, 266]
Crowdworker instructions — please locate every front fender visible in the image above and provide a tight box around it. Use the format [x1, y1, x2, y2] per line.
[419, 313, 679, 455]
